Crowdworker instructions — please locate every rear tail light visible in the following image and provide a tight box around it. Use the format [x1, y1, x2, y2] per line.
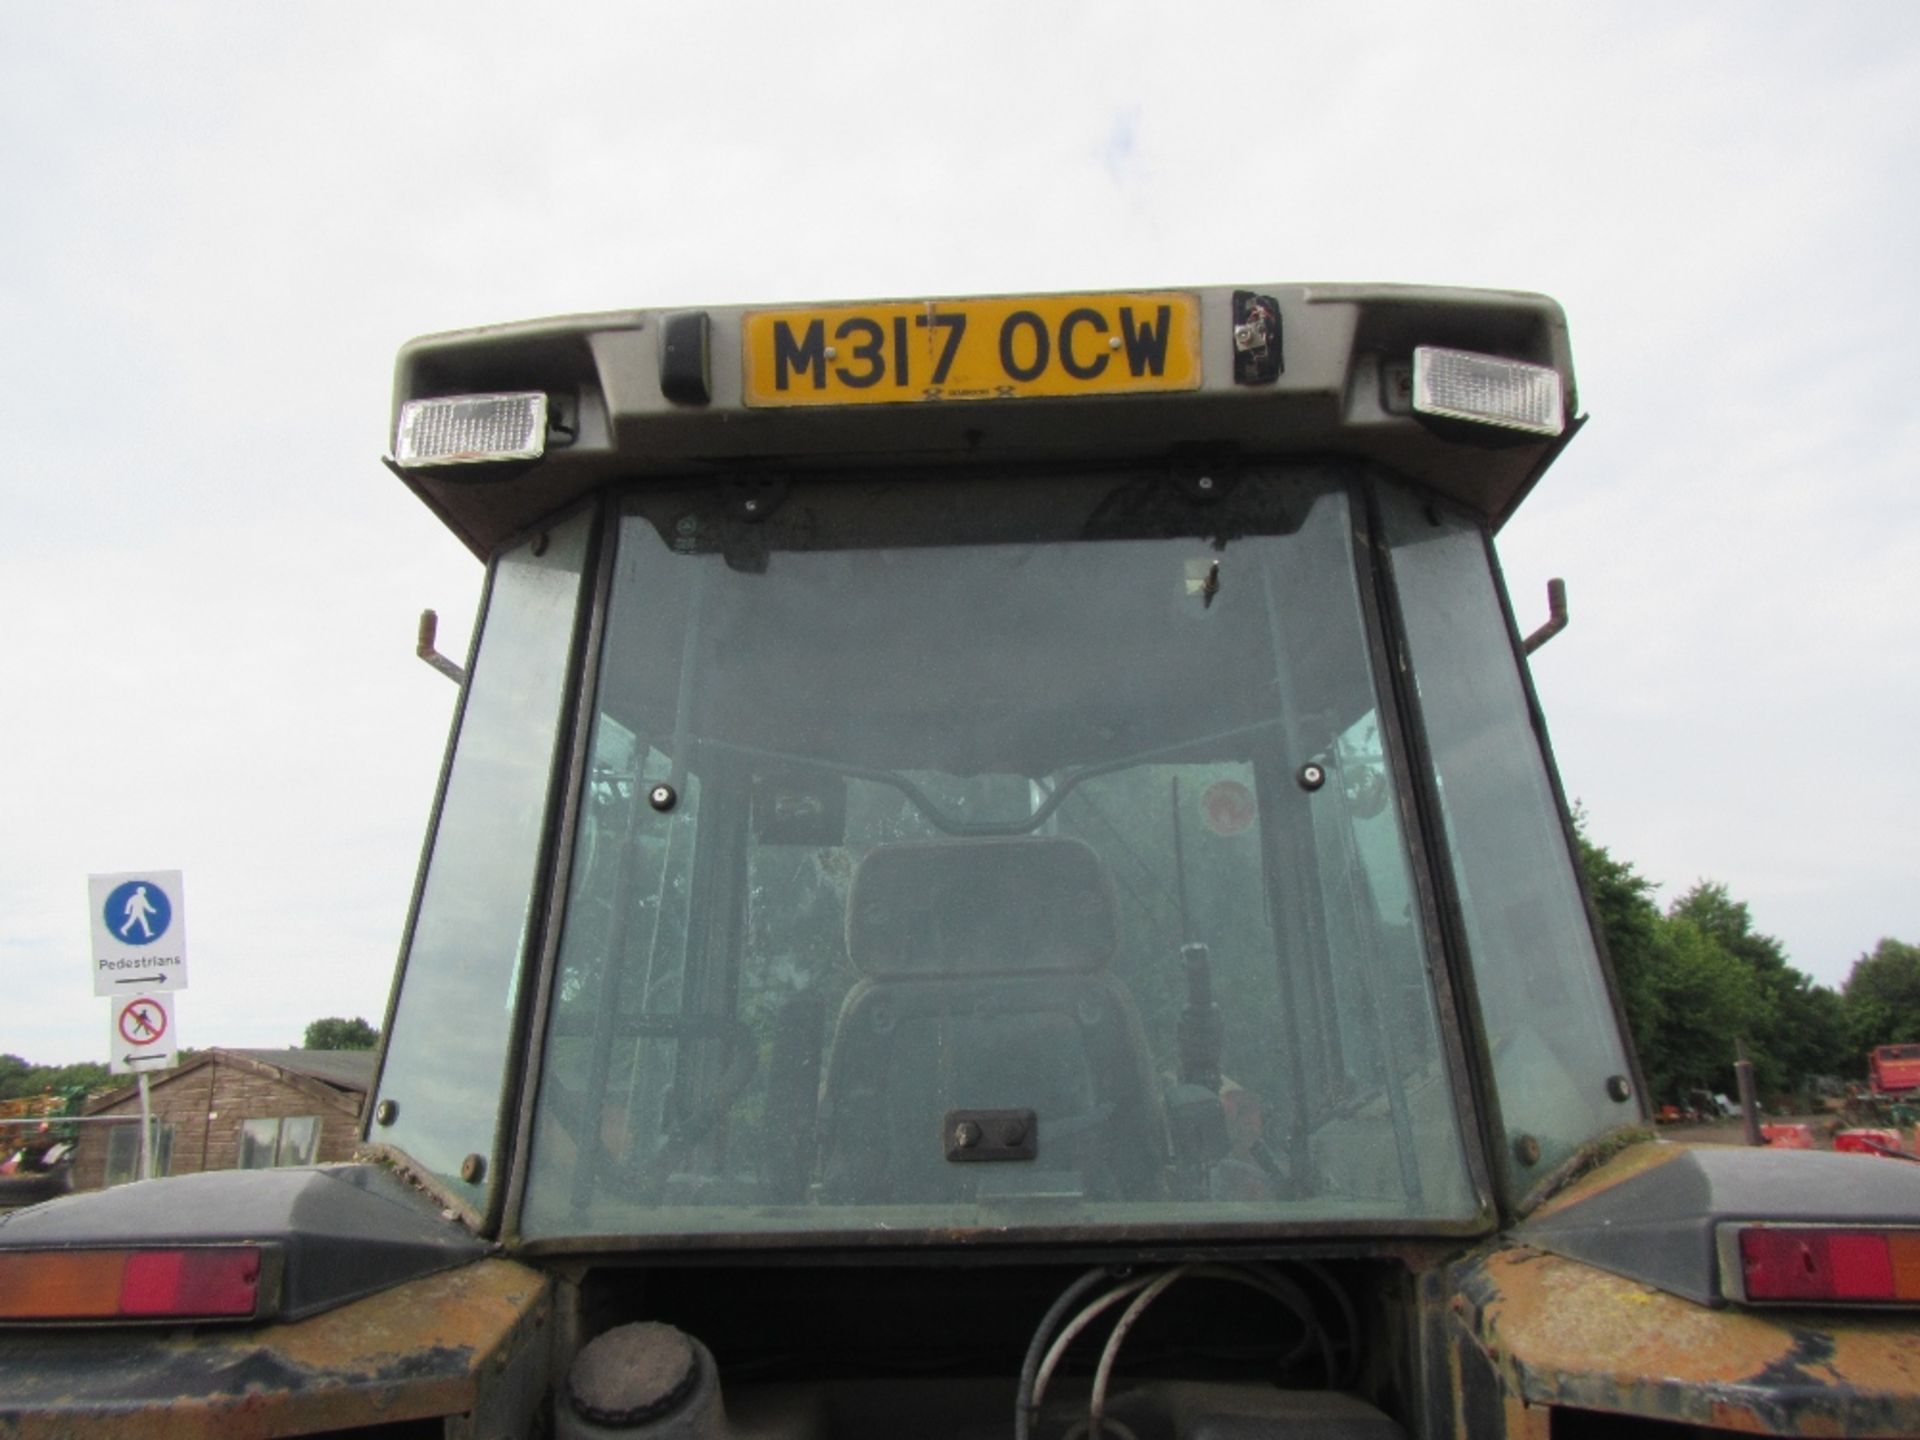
[1735, 1226, 1920, 1304]
[0, 1246, 264, 1322]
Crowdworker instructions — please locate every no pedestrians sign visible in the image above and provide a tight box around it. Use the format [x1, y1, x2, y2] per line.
[110, 991, 177, 1076]
[88, 870, 189, 996]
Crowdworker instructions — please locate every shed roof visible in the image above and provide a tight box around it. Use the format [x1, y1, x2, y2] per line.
[225, 1049, 375, 1094]
[85, 1048, 374, 1115]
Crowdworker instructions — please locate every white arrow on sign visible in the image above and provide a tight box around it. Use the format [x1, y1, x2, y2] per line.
[110, 992, 178, 1077]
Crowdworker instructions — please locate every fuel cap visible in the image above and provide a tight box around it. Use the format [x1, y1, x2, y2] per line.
[567, 1322, 702, 1429]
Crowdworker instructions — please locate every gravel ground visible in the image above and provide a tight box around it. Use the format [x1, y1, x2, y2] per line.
[1657, 1113, 1844, 1149]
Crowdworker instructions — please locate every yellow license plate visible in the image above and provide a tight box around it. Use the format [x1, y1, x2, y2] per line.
[742, 291, 1201, 408]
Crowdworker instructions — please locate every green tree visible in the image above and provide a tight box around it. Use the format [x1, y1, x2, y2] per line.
[0, 1057, 111, 1102]
[38, 1061, 111, 1097]
[1644, 916, 1771, 1100]
[1573, 826, 1665, 1064]
[1669, 881, 1845, 1096]
[1792, 983, 1852, 1081]
[1572, 820, 1836, 1104]
[1768, 972, 1852, 1089]
[302, 1017, 379, 1051]
[1842, 938, 1920, 1057]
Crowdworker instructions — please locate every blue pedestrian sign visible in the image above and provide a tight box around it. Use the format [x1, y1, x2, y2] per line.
[88, 870, 189, 996]
[103, 879, 172, 945]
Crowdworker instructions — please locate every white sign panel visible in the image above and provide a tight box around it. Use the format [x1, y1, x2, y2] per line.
[110, 991, 177, 1075]
[88, 870, 189, 996]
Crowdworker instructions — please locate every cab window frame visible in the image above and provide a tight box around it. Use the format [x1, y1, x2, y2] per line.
[1368, 479, 1648, 1216]
[367, 500, 604, 1236]
[500, 464, 1505, 1252]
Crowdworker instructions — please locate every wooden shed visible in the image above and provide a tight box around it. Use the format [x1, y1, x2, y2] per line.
[71, 1048, 373, 1191]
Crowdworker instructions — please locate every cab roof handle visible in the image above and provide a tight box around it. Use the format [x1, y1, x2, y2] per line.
[1522, 578, 1569, 655]
[416, 609, 465, 684]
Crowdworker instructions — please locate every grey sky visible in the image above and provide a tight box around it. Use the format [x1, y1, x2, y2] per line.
[3, 1, 1916, 1062]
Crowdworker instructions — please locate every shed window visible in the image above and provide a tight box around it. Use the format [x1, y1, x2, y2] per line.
[238, 1115, 321, 1168]
[104, 1120, 173, 1186]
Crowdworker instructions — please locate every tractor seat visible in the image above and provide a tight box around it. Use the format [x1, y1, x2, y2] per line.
[817, 837, 1167, 1204]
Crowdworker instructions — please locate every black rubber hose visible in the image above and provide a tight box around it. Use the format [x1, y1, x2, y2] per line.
[1016, 1267, 1120, 1440]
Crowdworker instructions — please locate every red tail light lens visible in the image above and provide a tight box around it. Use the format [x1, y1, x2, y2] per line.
[0, 1247, 262, 1321]
[120, 1248, 261, 1317]
[1738, 1227, 1920, 1303]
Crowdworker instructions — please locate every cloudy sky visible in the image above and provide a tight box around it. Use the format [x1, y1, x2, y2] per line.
[3, 2, 1916, 1064]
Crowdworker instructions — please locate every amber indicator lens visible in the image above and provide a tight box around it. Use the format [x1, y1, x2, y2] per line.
[0, 1247, 261, 1321]
[1739, 1227, 1920, 1303]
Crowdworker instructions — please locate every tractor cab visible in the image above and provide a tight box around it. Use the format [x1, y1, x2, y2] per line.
[6, 286, 1918, 1439]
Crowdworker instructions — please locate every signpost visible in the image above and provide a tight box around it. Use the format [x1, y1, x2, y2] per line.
[88, 871, 188, 1181]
